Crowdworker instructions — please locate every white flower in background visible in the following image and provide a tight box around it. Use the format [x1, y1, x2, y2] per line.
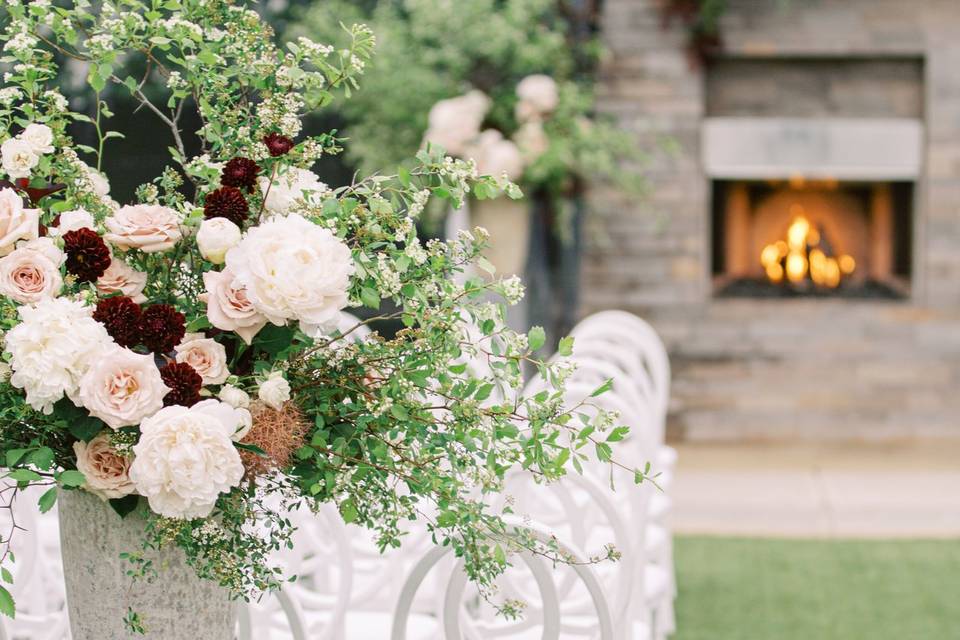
[1, 138, 39, 179]
[218, 384, 250, 410]
[96, 258, 148, 303]
[85, 167, 111, 198]
[201, 268, 268, 344]
[0, 188, 38, 256]
[515, 120, 550, 164]
[19, 123, 54, 155]
[175, 333, 230, 385]
[6, 298, 113, 414]
[78, 346, 169, 429]
[423, 90, 491, 157]
[196, 217, 241, 264]
[226, 213, 354, 336]
[257, 371, 290, 410]
[73, 433, 136, 500]
[516, 74, 559, 122]
[259, 167, 328, 214]
[0, 237, 64, 304]
[50, 208, 95, 236]
[129, 400, 247, 518]
[104, 204, 182, 253]
[467, 130, 526, 182]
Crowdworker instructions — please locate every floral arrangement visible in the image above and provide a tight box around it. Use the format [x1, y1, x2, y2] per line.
[0, 0, 645, 628]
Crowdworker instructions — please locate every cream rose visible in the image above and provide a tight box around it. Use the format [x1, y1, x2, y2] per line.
[96, 258, 148, 303]
[201, 268, 268, 344]
[174, 333, 230, 385]
[423, 90, 491, 156]
[258, 168, 328, 215]
[77, 346, 170, 429]
[51, 208, 95, 236]
[515, 120, 550, 164]
[0, 237, 64, 304]
[73, 433, 136, 500]
[104, 204, 182, 253]
[128, 400, 248, 518]
[0, 188, 39, 256]
[19, 123, 54, 155]
[257, 371, 290, 410]
[1, 138, 39, 179]
[218, 384, 250, 410]
[516, 74, 559, 120]
[196, 217, 241, 264]
[225, 213, 354, 337]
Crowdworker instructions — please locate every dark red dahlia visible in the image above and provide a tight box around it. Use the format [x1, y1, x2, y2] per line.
[139, 304, 186, 354]
[262, 133, 294, 157]
[203, 186, 249, 227]
[159, 361, 203, 407]
[63, 228, 111, 282]
[221, 157, 260, 192]
[93, 296, 142, 348]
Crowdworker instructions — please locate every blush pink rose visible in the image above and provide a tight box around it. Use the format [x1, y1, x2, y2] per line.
[0, 188, 39, 256]
[77, 346, 170, 429]
[174, 333, 230, 385]
[0, 237, 63, 304]
[201, 268, 268, 345]
[96, 258, 148, 303]
[104, 204, 182, 253]
[73, 433, 136, 500]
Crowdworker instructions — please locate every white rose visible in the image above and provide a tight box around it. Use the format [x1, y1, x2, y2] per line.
[423, 90, 491, 157]
[104, 204, 182, 253]
[226, 213, 354, 336]
[1, 138, 39, 179]
[258, 167, 328, 214]
[96, 258, 148, 303]
[51, 208, 95, 236]
[73, 433, 136, 500]
[196, 217, 241, 264]
[515, 120, 550, 164]
[175, 334, 230, 385]
[516, 75, 559, 119]
[6, 298, 113, 413]
[257, 371, 290, 410]
[467, 130, 526, 181]
[0, 237, 64, 304]
[79, 161, 110, 197]
[128, 400, 247, 518]
[19, 123, 55, 155]
[201, 268, 268, 345]
[0, 188, 38, 256]
[218, 384, 250, 410]
[78, 346, 170, 429]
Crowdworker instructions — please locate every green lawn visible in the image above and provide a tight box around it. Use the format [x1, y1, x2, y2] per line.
[674, 537, 960, 640]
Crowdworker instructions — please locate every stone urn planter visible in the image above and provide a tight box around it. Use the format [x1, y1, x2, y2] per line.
[58, 489, 236, 639]
[469, 196, 532, 277]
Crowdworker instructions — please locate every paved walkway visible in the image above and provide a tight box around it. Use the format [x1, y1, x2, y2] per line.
[671, 440, 960, 538]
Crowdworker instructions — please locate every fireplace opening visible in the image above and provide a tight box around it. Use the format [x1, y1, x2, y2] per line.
[711, 179, 912, 299]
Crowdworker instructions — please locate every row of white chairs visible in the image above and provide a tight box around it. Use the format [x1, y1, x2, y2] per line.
[0, 310, 676, 640]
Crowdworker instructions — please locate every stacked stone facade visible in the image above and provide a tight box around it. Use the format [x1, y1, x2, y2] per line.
[587, 0, 960, 440]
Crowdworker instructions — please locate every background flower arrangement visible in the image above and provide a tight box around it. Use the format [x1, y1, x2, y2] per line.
[0, 0, 648, 630]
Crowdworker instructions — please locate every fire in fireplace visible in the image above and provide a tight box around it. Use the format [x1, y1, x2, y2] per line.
[759, 208, 856, 288]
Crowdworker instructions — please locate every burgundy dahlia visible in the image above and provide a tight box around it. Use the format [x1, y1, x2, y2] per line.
[93, 296, 142, 348]
[262, 133, 294, 157]
[139, 304, 186, 354]
[63, 228, 111, 282]
[221, 157, 260, 192]
[159, 361, 203, 407]
[204, 186, 249, 226]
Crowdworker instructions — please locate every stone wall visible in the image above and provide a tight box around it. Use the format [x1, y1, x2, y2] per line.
[587, 0, 960, 441]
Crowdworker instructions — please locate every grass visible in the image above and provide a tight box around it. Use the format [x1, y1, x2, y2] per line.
[674, 537, 960, 640]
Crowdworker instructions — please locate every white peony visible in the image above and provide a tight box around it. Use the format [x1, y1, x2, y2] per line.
[423, 90, 491, 156]
[225, 213, 354, 336]
[0, 188, 39, 256]
[218, 384, 250, 410]
[73, 433, 136, 500]
[1, 138, 39, 179]
[196, 217, 241, 264]
[515, 74, 559, 121]
[128, 400, 248, 518]
[77, 346, 169, 429]
[258, 167, 328, 214]
[51, 208, 95, 236]
[6, 298, 113, 414]
[257, 371, 290, 410]
[467, 130, 526, 181]
[96, 258, 148, 303]
[175, 333, 230, 385]
[19, 123, 55, 155]
[0, 237, 64, 304]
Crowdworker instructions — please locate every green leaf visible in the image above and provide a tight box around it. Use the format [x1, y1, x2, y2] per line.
[359, 286, 380, 310]
[6, 469, 40, 484]
[253, 324, 297, 358]
[108, 494, 140, 519]
[4, 449, 28, 468]
[606, 426, 630, 442]
[339, 500, 358, 524]
[27, 447, 54, 471]
[528, 326, 546, 352]
[53, 399, 105, 442]
[558, 336, 574, 357]
[37, 487, 57, 514]
[590, 379, 614, 398]
[0, 585, 15, 619]
[0, 568, 12, 585]
[234, 442, 267, 456]
[436, 510, 457, 527]
[57, 470, 86, 488]
[595, 442, 613, 462]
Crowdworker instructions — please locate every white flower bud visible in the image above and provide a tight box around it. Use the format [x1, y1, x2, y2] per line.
[197, 217, 241, 265]
[218, 384, 250, 410]
[257, 371, 291, 410]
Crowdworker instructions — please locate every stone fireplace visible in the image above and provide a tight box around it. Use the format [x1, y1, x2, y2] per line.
[586, 0, 960, 441]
